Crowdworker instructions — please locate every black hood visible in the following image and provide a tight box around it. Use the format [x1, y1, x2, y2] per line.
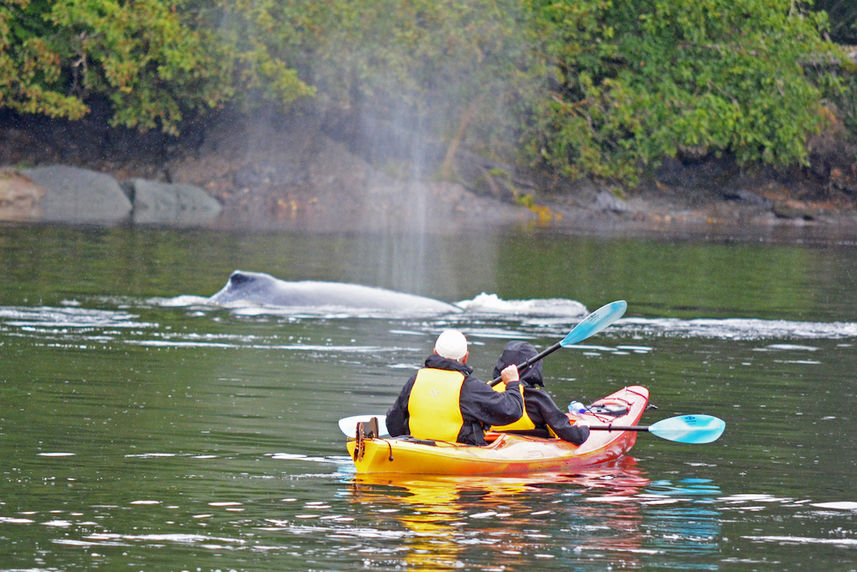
[493, 341, 543, 387]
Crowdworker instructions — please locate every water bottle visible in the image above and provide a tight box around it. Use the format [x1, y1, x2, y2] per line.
[568, 401, 587, 414]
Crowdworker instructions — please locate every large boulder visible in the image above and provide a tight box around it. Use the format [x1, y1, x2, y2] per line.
[22, 165, 131, 223]
[124, 178, 222, 225]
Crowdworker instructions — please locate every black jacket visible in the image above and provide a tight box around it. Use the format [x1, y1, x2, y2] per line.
[515, 387, 590, 445]
[493, 341, 590, 445]
[386, 353, 524, 445]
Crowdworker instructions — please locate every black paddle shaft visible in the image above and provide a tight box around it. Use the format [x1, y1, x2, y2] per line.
[489, 341, 563, 386]
[588, 425, 650, 432]
[487, 299, 627, 387]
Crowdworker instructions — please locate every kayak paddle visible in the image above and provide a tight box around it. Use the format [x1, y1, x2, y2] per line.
[489, 299, 627, 386]
[337, 413, 725, 444]
[589, 414, 726, 444]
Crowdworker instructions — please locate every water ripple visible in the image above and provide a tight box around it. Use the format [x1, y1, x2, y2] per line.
[619, 317, 857, 340]
[0, 305, 155, 329]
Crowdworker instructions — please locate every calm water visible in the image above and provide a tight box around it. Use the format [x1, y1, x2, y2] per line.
[1, 222, 856, 570]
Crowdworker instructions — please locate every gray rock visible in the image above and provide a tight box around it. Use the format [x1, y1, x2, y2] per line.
[125, 178, 222, 225]
[723, 189, 772, 207]
[593, 189, 629, 213]
[22, 165, 131, 223]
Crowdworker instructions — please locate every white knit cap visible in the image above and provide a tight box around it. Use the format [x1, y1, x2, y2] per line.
[434, 329, 468, 360]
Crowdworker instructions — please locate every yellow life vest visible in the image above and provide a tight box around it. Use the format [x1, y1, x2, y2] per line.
[490, 383, 536, 431]
[408, 368, 466, 442]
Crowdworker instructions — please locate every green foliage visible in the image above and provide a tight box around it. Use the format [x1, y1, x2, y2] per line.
[196, 0, 316, 112]
[829, 69, 857, 135]
[0, 0, 851, 186]
[808, 2, 857, 135]
[48, 0, 225, 133]
[0, 0, 88, 119]
[286, 0, 533, 159]
[0, 0, 315, 134]
[811, 0, 857, 44]
[523, 0, 841, 185]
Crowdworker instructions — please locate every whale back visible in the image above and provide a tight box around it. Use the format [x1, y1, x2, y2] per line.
[208, 270, 460, 314]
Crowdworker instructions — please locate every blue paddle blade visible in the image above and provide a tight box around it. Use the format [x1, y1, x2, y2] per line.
[648, 414, 726, 444]
[561, 300, 627, 346]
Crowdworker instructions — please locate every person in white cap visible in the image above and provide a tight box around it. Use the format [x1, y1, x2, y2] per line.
[386, 330, 523, 445]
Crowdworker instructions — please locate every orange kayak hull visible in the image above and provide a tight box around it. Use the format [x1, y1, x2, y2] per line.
[346, 385, 649, 475]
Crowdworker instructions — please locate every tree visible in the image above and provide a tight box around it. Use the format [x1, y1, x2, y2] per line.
[0, 0, 849, 188]
[0, 0, 88, 120]
[284, 0, 534, 168]
[812, 0, 857, 44]
[0, 0, 314, 134]
[522, 0, 842, 185]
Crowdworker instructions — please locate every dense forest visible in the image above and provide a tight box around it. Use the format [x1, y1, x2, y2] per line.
[2, 0, 857, 189]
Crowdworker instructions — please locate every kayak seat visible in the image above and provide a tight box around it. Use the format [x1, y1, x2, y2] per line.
[357, 417, 381, 438]
[353, 418, 380, 461]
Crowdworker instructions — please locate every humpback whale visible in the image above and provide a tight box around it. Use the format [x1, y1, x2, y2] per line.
[208, 270, 462, 314]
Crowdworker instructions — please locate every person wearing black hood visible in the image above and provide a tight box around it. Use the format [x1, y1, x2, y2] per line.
[490, 341, 590, 445]
[386, 330, 524, 446]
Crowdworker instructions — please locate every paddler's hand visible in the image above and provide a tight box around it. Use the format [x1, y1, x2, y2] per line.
[500, 364, 519, 384]
[572, 420, 590, 444]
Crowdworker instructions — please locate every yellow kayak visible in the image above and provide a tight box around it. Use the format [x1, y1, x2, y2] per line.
[346, 385, 649, 475]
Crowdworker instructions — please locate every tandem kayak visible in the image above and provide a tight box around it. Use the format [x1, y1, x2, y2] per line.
[345, 385, 650, 475]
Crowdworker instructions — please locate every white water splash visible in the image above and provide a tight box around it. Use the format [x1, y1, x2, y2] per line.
[455, 292, 587, 317]
[811, 501, 857, 511]
[744, 535, 857, 546]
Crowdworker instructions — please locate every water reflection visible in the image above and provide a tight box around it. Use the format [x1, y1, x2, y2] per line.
[641, 478, 722, 563]
[352, 477, 467, 568]
[345, 459, 726, 569]
[348, 458, 651, 568]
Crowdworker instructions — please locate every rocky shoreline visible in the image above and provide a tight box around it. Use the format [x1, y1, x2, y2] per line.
[2, 110, 857, 235]
[1, 165, 222, 225]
